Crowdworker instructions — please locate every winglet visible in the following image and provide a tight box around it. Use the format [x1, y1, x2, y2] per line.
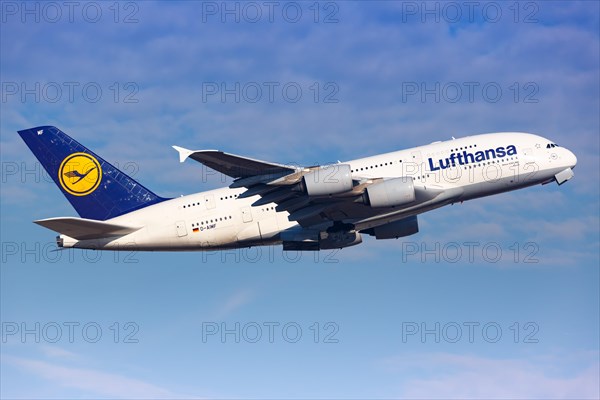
[172, 145, 194, 163]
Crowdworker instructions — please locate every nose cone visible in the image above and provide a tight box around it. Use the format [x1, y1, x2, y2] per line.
[565, 148, 577, 169]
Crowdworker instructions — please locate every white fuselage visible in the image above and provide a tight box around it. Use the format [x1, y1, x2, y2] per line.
[60, 132, 577, 250]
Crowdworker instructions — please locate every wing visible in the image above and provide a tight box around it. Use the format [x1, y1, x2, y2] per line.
[173, 146, 463, 229]
[34, 217, 141, 240]
[172, 146, 297, 179]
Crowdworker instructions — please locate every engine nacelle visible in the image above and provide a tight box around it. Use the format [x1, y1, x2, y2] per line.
[302, 164, 353, 196]
[365, 177, 415, 208]
[362, 216, 419, 239]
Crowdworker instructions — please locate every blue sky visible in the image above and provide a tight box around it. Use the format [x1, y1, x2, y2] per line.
[1, 1, 599, 398]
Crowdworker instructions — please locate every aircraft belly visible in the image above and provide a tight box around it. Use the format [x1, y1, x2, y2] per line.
[208, 226, 238, 246]
[257, 216, 280, 240]
[237, 222, 262, 243]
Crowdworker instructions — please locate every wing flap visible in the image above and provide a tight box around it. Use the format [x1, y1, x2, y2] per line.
[34, 217, 141, 240]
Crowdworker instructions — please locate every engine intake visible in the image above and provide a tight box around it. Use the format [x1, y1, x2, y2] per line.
[365, 177, 415, 208]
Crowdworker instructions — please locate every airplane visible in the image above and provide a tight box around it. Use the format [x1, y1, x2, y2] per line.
[17, 126, 577, 251]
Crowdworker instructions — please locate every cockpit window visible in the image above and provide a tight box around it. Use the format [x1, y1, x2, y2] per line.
[546, 143, 560, 149]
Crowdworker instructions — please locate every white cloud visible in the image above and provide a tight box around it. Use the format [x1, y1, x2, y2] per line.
[39, 345, 77, 360]
[382, 352, 600, 399]
[213, 288, 256, 318]
[4, 354, 189, 399]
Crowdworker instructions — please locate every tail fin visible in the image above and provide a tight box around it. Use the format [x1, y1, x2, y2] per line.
[18, 126, 167, 220]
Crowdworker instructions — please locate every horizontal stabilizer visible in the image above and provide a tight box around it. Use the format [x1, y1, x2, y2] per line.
[34, 217, 141, 240]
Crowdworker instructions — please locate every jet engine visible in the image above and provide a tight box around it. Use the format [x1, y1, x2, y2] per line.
[364, 177, 416, 208]
[301, 164, 353, 196]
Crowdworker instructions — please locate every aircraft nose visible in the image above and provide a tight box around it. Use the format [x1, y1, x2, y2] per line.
[565, 148, 577, 169]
